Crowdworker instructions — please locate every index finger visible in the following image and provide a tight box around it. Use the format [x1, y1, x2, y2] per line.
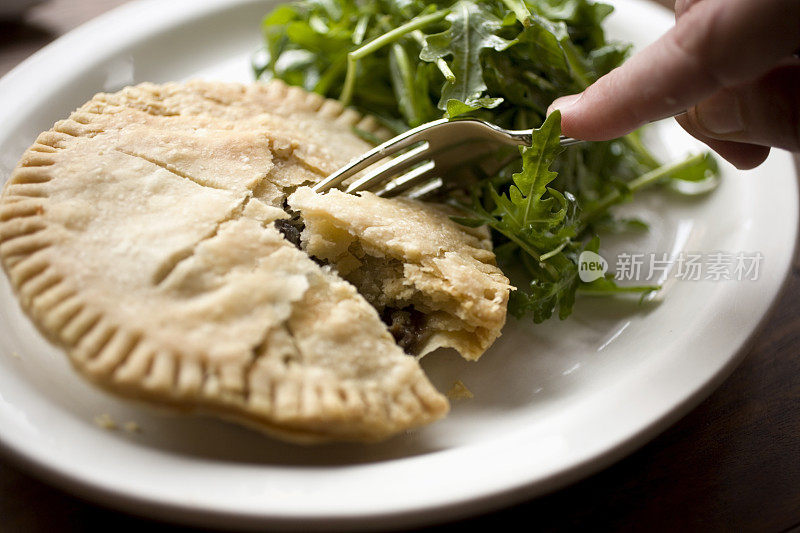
[551, 0, 800, 141]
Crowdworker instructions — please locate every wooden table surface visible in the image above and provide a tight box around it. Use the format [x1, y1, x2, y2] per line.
[1, 1, 798, 531]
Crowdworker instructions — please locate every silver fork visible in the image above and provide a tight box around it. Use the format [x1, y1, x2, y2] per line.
[312, 118, 585, 199]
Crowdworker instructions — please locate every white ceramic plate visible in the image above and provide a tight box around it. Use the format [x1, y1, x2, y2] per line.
[0, 0, 796, 529]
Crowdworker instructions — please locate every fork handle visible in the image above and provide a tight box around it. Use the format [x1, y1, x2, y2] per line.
[560, 135, 585, 147]
[504, 129, 583, 147]
[524, 110, 685, 148]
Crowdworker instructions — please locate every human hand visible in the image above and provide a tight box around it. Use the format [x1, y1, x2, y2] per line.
[548, 0, 800, 169]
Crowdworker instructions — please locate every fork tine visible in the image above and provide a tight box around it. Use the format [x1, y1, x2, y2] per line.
[405, 178, 444, 200]
[374, 161, 437, 198]
[344, 142, 430, 194]
[312, 118, 449, 194]
[369, 137, 507, 197]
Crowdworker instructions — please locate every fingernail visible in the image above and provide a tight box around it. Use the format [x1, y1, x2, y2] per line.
[548, 93, 582, 116]
[693, 89, 744, 135]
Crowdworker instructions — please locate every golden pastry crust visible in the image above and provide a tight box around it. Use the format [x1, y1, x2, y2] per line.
[0, 80, 451, 443]
[289, 187, 512, 360]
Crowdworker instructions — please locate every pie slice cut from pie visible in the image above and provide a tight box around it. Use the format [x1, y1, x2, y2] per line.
[289, 187, 511, 361]
[0, 80, 510, 443]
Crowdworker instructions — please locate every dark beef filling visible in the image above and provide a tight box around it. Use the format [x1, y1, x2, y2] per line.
[310, 255, 328, 267]
[381, 306, 428, 355]
[274, 218, 304, 249]
[273, 217, 328, 266]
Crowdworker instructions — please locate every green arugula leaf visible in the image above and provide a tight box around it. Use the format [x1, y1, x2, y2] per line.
[510, 111, 564, 215]
[666, 152, 719, 182]
[516, 17, 570, 70]
[535, 0, 614, 49]
[445, 96, 504, 118]
[509, 264, 580, 322]
[420, 1, 513, 111]
[491, 113, 575, 252]
[456, 112, 584, 322]
[579, 276, 660, 297]
[389, 43, 438, 126]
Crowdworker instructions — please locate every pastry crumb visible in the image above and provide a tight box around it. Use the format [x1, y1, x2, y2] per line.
[447, 380, 474, 400]
[10, 351, 20, 359]
[93, 413, 118, 430]
[123, 421, 142, 434]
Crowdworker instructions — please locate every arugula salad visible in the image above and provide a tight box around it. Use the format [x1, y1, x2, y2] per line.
[254, 0, 719, 323]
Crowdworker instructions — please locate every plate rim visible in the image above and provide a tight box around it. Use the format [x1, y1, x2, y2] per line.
[0, 0, 797, 529]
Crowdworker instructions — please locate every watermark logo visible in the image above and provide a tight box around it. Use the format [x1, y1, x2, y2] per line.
[579, 250, 764, 283]
[578, 251, 609, 282]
